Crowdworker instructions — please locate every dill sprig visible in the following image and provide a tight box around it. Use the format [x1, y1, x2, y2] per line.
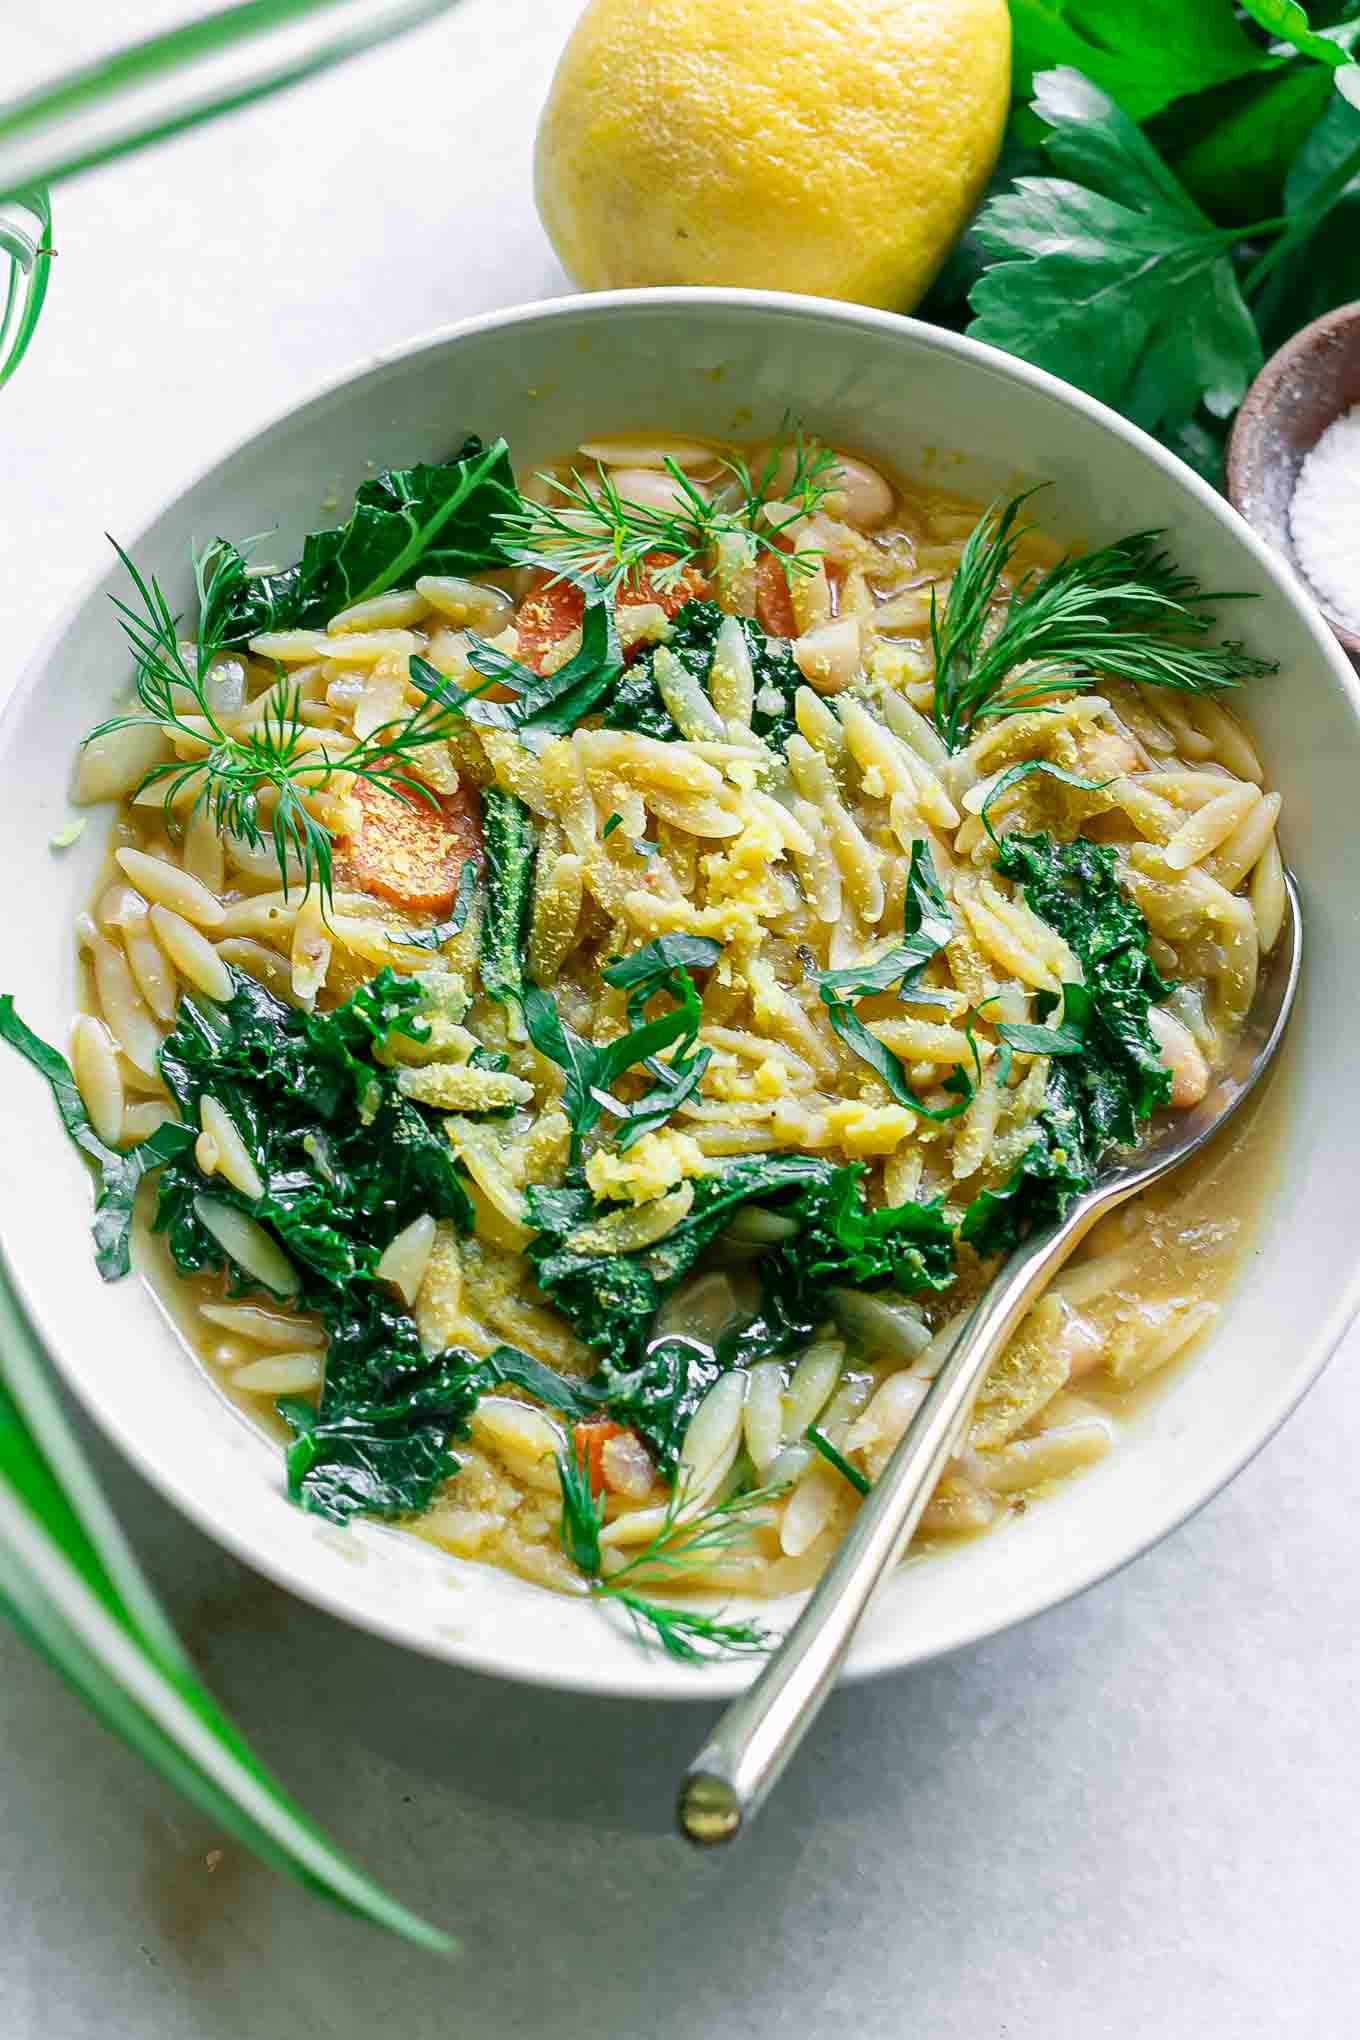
[496, 429, 840, 597]
[89, 539, 471, 900]
[556, 1450, 784, 1663]
[930, 491, 1278, 753]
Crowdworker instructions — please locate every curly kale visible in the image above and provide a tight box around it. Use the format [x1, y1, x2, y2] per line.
[526, 1155, 955, 1472]
[962, 833, 1173, 1257]
[154, 966, 479, 1521]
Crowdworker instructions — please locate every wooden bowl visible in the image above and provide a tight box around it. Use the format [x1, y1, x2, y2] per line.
[1226, 302, 1360, 666]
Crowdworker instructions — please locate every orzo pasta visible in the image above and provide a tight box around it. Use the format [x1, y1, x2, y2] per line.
[2, 426, 1286, 1660]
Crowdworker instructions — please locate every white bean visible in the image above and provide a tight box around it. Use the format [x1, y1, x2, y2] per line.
[578, 436, 714, 472]
[599, 467, 708, 517]
[1147, 1005, 1210, 1107]
[793, 617, 862, 695]
[75, 722, 169, 803]
[416, 576, 514, 630]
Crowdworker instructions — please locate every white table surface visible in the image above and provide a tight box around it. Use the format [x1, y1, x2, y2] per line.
[2, 5, 1357, 2034]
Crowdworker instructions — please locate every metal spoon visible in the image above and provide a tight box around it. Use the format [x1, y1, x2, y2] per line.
[678, 873, 1301, 1846]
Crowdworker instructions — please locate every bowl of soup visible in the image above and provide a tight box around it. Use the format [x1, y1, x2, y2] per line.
[0, 289, 1355, 1697]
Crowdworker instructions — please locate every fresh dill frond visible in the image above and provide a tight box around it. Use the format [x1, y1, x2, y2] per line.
[930, 492, 1278, 753]
[89, 538, 472, 901]
[552, 1452, 786, 1662]
[496, 427, 840, 598]
[607, 1591, 772, 1664]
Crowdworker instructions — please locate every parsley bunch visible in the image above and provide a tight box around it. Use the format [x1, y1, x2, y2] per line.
[927, 8, 1360, 479]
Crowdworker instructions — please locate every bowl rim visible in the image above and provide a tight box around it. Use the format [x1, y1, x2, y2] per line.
[5, 283, 1360, 1702]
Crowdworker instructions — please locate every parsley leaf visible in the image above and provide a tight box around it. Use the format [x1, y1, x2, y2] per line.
[1010, 0, 1267, 123]
[1253, 88, 1360, 347]
[410, 581, 623, 746]
[968, 67, 1263, 440]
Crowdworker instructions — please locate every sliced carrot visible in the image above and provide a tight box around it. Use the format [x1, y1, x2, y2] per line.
[755, 550, 798, 639]
[513, 552, 712, 674]
[342, 776, 483, 918]
[572, 1417, 625, 1498]
[513, 577, 586, 675]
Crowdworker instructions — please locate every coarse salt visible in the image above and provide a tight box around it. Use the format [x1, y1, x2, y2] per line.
[1289, 402, 1360, 635]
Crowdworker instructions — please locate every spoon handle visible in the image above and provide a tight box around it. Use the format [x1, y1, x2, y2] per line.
[677, 1208, 1105, 1845]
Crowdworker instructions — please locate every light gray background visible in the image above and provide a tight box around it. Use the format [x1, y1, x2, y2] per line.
[2, 5, 1356, 2034]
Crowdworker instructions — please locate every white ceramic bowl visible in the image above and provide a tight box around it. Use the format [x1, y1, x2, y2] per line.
[2, 290, 1357, 1700]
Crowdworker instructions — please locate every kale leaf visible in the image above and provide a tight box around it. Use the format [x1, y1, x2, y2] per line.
[526, 1154, 955, 1472]
[962, 833, 1172, 1258]
[153, 966, 479, 1521]
[0, 993, 197, 1279]
[206, 436, 517, 644]
[603, 599, 804, 751]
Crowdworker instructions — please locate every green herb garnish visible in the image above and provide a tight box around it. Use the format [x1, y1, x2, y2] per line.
[91, 538, 471, 902]
[810, 841, 977, 1119]
[929, 490, 1277, 753]
[415, 577, 623, 745]
[523, 933, 720, 1160]
[497, 430, 838, 598]
[555, 1460, 780, 1662]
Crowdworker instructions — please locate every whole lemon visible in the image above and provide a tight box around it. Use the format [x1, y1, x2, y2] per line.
[534, 0, 1011, 312]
